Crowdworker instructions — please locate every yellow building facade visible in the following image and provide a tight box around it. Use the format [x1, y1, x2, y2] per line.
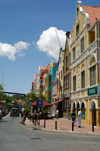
[70, 1, 100, 127]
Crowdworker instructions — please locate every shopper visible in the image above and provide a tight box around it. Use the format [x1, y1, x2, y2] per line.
[77, 110, 82, 128]
[71, 110, 76, 126]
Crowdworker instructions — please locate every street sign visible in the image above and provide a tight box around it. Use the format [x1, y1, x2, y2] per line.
[29, 102, 32, 107]
[37, 100, 43, 106]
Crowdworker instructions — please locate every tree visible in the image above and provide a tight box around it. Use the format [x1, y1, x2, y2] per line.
[24, 92, 37, 115]
[0, 84, 4, 91]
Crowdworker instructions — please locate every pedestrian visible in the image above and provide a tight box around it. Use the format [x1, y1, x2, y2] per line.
[71, 110, 76, 126]
[56, 109, 59, 119]
[77, 110, 82, 128]
[0, 108, 2, 121]
[20, 111, 26, 125]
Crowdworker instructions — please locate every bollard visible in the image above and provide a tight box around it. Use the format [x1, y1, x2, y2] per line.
[72, 122, 74, 131]
[44, 119, 46, 128]
[38, 119, 40, 126]
[55, 121, 57, 130]
[35, 119, 36, 126]
[92, 123, 94, 132]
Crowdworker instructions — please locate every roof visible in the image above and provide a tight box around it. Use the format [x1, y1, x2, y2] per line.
[34, 74, 37, 78]
[82, 5, 100, 25]
[0, 100, 5, 104]
[53, 63, 56, 66]
[18, 99, 23, 103]
[39, 66, 47, 70]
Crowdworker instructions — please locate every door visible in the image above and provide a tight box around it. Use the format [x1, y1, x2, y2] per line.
[92, 102, 96, 126]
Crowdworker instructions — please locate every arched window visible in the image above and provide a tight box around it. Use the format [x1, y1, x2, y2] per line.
[77, 102, 80, 115]
[73, 102, 76, 111]
[90, 65, 96, 86]
[77, 102, 80, 110]
[81, 102, 85, 119]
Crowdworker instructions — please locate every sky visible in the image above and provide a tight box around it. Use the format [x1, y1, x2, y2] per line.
[0, 0, 100, 94]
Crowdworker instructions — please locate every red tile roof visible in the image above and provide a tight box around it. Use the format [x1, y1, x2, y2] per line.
[34, 74, 37, 78]
[82, 5, 100, 25]
[39, 66, 46, 70]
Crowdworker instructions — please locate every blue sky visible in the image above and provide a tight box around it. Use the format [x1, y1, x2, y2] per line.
[0, 0, 100, 94]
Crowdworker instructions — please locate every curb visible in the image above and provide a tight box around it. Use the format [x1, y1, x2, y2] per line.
[25, 119, 100, 136]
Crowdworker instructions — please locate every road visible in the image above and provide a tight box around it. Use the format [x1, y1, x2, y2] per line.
[0, 115, 100, 151]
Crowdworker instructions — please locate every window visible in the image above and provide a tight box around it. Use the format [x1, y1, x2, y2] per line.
[73, 76, 76, 91]
[48, 90, 51, 100]
[76, 24, 79, 36]
[59, 72, 60, 80]
[81, 71, 85, 88]
[49, 75, 52, 86]
[81, 37, 84, 53]
[64, 76, 65, 89]
[66, 74, 69, 88]
[90, 65, 96, 86]
[73, 47, 76, 60]
[77, 8, 79, 15]
[66, 56, 68, 69]
[81, 102, 85, 119]
[61, 71, 62, 80]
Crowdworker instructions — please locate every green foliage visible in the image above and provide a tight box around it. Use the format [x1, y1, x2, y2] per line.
[0, 84, 4, 91]
[25, 92, 37, 102]
[24, 92, 38, 115]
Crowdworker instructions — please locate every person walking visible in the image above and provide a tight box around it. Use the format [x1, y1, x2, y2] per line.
[77, 110, 82, 128]
[71, 110, 76, 126]
[0, 108, 2, 121]
[56, 109, 59, 119]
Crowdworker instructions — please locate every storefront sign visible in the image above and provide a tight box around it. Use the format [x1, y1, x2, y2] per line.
[29, 102, 32, 107]
[88, 86, 98, 96]
[37, 100, 43, 106]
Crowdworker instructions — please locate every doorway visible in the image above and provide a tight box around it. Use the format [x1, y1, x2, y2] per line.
[91, 101, 96, 126]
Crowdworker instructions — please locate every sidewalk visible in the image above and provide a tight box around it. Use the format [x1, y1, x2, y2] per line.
[25, 118, 100, 135]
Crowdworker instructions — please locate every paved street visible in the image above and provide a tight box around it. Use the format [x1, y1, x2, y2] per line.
[0, 115, 100, 151]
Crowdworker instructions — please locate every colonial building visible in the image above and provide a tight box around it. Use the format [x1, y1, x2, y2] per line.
[45, 61, 56, 103]
[56, 48, 64, 117]
[40, 67, 49, 95]
[36, 66, 46, 96]
[70, 1, 100, 127]
[51, 63, 58, 116]
[63, 32, 71, 118]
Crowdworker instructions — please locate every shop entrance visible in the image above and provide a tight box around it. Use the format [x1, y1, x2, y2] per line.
[58, 101, 63, 118]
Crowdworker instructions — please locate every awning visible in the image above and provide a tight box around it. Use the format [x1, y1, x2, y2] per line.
[18, 99, 23, 103]
[51, 99, 63, 104]
[32, 100, 52, 107]
[0, 100, 5, 104]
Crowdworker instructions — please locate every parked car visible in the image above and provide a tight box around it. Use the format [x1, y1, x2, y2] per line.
[10, 108, 19, 117]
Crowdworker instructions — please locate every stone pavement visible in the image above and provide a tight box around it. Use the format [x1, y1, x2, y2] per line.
[25, 118, 100, 135]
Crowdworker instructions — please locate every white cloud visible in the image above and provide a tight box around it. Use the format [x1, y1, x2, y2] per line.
[0, 41, 30, 60]
[14, 41, 29, 52]
[37, 27, 66, 60]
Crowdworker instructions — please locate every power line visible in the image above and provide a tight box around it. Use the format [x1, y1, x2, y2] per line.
[55, 28, 61, 49]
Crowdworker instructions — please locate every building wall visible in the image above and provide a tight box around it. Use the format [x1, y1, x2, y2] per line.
[70, 2, 100, 127]
[58, 48, 64, 96]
